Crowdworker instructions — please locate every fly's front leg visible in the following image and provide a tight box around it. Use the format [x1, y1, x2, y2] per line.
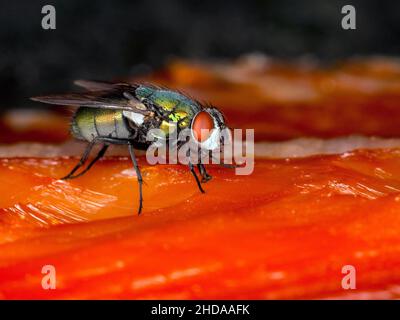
[189, 162, 205, 193]
[197, 163, 212, 183]
[128, 143, 144, 215]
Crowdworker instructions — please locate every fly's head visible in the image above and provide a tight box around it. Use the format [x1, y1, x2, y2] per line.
[190, 107, 231, 156]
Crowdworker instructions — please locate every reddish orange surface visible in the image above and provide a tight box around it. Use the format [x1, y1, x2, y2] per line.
[1, 149, 400, 299]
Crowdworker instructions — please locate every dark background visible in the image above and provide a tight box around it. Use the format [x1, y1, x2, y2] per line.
[1, 0, 399, 107]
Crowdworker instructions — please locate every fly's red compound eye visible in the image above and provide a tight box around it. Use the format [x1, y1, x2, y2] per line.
[192, 111, 214, 142]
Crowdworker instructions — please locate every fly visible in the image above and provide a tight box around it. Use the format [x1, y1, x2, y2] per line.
[31, 80, 231, 215]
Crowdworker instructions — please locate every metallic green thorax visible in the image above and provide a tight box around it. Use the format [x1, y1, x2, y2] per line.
[135, 85, 202, 135]
[71, 85, 203, 145]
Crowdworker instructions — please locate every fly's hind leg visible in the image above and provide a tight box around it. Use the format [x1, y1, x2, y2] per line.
[61, 139, 98, 180]
[128, 143, 144, 215]
[65, 144, 109, 180]
[197, 163, 212, 183]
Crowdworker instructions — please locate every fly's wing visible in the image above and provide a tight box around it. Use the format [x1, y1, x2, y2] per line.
[31, 83, 149, 114]
[73, 80, 125, 92]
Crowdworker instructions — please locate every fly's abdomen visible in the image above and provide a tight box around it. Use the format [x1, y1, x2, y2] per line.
[71, 107, 131, 141]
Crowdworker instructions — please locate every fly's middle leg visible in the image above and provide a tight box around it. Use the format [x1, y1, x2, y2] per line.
[128, 143, 144, 215]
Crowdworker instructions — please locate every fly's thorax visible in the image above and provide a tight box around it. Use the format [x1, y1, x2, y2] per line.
[71, 107, 132, 141]
[135, 85, 201, 139]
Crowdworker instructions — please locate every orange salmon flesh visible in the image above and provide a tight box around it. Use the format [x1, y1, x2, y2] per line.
[0, 150, 400, 299]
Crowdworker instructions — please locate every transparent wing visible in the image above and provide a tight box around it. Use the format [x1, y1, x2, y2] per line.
[31, 84, 149, 114]
[74, 79, 126, 92]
